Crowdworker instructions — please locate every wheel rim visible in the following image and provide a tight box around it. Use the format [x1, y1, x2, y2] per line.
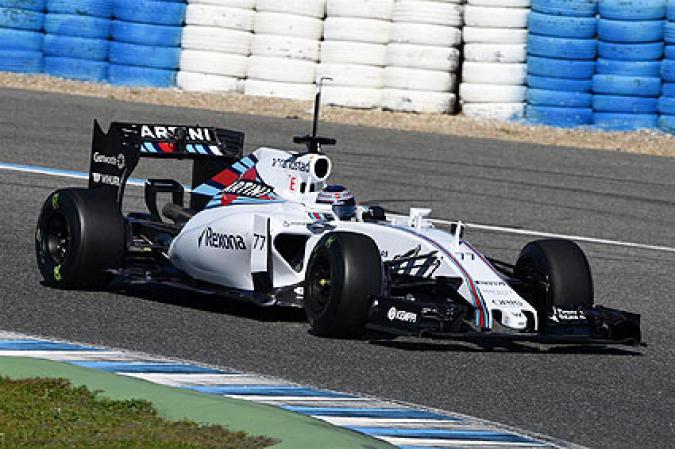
[45, 213, 69, 265]
[308, 255, 332, 313]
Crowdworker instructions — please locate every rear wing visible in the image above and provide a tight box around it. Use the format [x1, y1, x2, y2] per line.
[88, 120, 244, 210]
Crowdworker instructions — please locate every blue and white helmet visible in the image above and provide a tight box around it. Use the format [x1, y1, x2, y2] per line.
[317, 185, 356, 220]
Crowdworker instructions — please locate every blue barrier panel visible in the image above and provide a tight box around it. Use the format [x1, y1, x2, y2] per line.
[112, 0, 185, 26]
[44, 56, 107, 81]
[527, 34, 597, 59]
[0, 27, 42, 50]
[112, 20, 182, 47]
[527, 75, 593, 92]
[0, 48, 42, 72]
[593, 112, 659, 130]
[526, 105, 593, 127]
[528, 12, 596, 38]
[0, 6, 43, 29]
[527, 89, 592, 107]
[43, 13, 111, 38]
[599, 0, 666, 20]
[0, 0, 45, 11]
[43, 34, 109, 61]
[531, 0, 598, 17]
[593, 95, 658, 113]
[109, 41, 180, 70]
[46, 0, 112, 18]
[596, 59, 661, 76]
[108, 63, 177, 87]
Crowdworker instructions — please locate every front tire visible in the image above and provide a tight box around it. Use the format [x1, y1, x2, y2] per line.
[35, 188, 126, 289]
[304, 232, 383, 338]
[515, 239, 594, 325]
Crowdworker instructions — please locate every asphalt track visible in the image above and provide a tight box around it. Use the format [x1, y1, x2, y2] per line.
[0, 87, 673, 448]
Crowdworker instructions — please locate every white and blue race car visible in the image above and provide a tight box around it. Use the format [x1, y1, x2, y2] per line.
[35, 93, 641, 345]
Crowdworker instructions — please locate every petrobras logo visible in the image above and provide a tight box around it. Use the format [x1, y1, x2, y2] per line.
[140, 125, 213, 142]
[198, 227, 246, 251]
[387, 306, 417, 323]
[550, 307, 587, 323]
[93, 152, 126, 170]
[272, 157, 310, 173]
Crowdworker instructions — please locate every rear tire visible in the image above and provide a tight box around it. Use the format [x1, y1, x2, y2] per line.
[515, 239, 593, 325]
[304, 232, 382, 338]
[35, 188, 126, 289]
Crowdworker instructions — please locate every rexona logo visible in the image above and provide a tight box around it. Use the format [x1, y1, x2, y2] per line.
[140, 125, 213, 141]
[93, 152, 125, 170]
[223, 180, 273, 198]
[198, 227, 246, 250]
[272, 157, 310, 172]
[387, 307, 417, 323]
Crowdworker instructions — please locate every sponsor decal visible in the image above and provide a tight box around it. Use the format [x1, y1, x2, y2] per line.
[51, 193, 59, 210]
[91, 172, 122, 187]
[140, 125, 212, 141]
[324, 235, 336, 248]
[476, 280, 507, 286]
[481, 289, 511, 297]
[93, 152, 126, 170]
[492, 298, 522, 306]
[456, 251, 476, 261]
[272, 157, 309, 173]
[387, 306, 417, 323]
[390, 246, 440, 277]
[223, 180, 273, 198]
[53, 265, 62, 282]
[198, 227, 246, 250]
[550, 307, 587, 323]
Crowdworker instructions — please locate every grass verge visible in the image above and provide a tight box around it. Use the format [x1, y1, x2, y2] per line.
[0, 376, 276, 449]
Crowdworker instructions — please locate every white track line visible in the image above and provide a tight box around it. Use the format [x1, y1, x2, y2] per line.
[3, 161, 672, 254]
[380, 436, 548, 447]
[120, 372, 288, 386]
[394, 216, 675, 255]
[0, 350, 140, 361]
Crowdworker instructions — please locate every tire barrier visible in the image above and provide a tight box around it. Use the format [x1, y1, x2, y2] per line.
[592, 0, 664, 131]
[525, 0, 597, 127]
[43, 0, 111, 82]
[658, 2, 675, 132]
[316, 0, 389, 109]
[179, 0, 252, 92]
[384, 0, 458, 114]
[3, 0, 675, 135]
[110, 0, 185, 87]
[461, 0, 528, 121]
[244, 0, 323, 101]
[0, 3, 44, 73]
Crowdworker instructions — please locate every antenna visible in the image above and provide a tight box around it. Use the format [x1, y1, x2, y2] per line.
[293, 76, 337, 153]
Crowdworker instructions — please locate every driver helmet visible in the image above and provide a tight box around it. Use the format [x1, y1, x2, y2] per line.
[317, 185, 356, 220]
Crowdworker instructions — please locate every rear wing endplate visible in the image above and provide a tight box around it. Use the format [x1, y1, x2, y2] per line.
[88, 120, 244, 210]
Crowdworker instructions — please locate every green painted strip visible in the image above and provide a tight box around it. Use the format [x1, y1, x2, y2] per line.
[0, 357, 397, 449]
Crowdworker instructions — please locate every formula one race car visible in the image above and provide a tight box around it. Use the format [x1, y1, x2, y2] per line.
[35, 89, 641, 346]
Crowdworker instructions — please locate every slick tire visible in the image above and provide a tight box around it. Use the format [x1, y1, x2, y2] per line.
[515, 239, 594, 326]
[304, 232, 383, 338]
[35, 188, 126, 289]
